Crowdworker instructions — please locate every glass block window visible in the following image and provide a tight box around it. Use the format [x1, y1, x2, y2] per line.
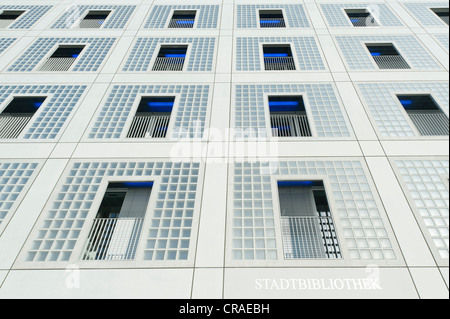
[357, 82, 449, 137]
[0, 5, 52, 29]
[51, 5, 136, 29]
[0, 161, 41, 229]
[234, 84, 351, 138]
[23, 161, 201, 263]
[8, 37, 116, 72]
[403, 2, 450, 27]
[237, 4, 310, 28]
[88, 85, 210, 140]
[320, 3, 403, 27]
[123, 37, 215, 72]
[0, 38, 16, 55]
[0, 85, 87, 140]
[335, 35, 441, 71]
[231, 160, 397, 261]
[393, 159, 449, 260]
[236, 37, 326, 71]
[145, 5, 219, 29]
[434, 34, 449, 52]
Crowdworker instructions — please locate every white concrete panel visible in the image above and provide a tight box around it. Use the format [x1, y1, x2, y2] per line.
[224, 267, 418, 299]
[440, 268, 449, 288]
[409, 267, 449, 299]
[192, 268, 223, 299]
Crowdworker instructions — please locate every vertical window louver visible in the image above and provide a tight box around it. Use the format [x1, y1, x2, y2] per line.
[278, 181, 341, 259]
[259, 10, 286, 28]
[398, 95, 449, 136]
[345, 9, 379, 27]
[269, 96, 312, 137]
[152, 45, 187, 71]
[0, 97, 45, 139]
[366, 44, 411, 69]
[82, 182, 153, 261]
[0, 10, 25, 28]
[263, 45, 296, 70]
[78, 11, 111, 29]
[127, 97, 173, 139]
[169, 10, 196, 28]
[38, 45, 85, 71]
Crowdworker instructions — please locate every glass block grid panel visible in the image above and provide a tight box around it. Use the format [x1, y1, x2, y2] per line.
[123, 37, 216, 72]
[236, 37, 326, 71]
[234, 84, 352, 138]
[393, 159, 449, 260]
[0, 38, 16, 55]
[403, 2, 449, 27]
[335, 35, 441, 71]
[236, 4, 310, 28]
[51, 5, 136, 29]
[145, 5, 219, 28]
[7, 37, 116, 72]
[434, 34, 449, 52]
[232, 160, 397, 261]
[0, 85, 87, 139]
[0, 5, 51, 29]
[320, 3, 403, 27]
[357, 82, 449, 137]
[24, 161, 201, 263]
[0, 161, 41, 227]
[88, 84, 210, 139]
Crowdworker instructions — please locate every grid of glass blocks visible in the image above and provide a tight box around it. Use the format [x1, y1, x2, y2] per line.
[236, 37, 326, 71]
[335, 35, 442, 71]
[88, 84, 210, 139]
[434, 34, 449, 52]
[0, 5, 51, 29]
[145, 5, 219, 28]
[393, 159, 449, 260]
[320, 3, 403, 27]
[123, 37, 215, 72]
[0, 85, 87, 139]
[51, 5, 136, 29]
[23, 161, 200, 263]
[232, 160, 397, 261]
[8, 37, 116, 72]
[234, 84, 352, 138]
[403, 2, 449, 27]
[236, 4, 310, 28]
[0, 161, 41, 227]
[357, 82, 449, 137]
[0, 38, 16, 55]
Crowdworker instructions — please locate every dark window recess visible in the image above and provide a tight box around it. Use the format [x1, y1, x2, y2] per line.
[0, 97, 46, 139]
[366, 44, 410, 69]
[431, 8, 449, 25]
[38, 46, 85, 71]
[398, 95, 449, 136]
[345, 9, 379, 27]
[278, 181, 341, 259]
[0, 10, 25, 27]
[269, 96, 312, 137]
[127, 97, 174, 138]
[169, 10, 196, 28]
[263, 45, 296, 70]
[259, 10, 286, 28]
[79, 11, 111, 28]
[152, 45, 187, 71]
[82, 182, 153, 261]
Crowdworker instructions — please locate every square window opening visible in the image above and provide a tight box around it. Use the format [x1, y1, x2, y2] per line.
[263, 45, 296, 70]
[169, 10, 196, 28]
[78, 10, 111, 28]
[366, 43, 410, 69]
[431, 8, 449, 25]
[38, 45, 86, 72]
[259, 10, 285, 28]
[345, 9, 379, 27]
[269, 96, 312, 137]
[152, 45, 187, 71]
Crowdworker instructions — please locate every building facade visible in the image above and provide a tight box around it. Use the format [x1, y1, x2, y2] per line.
[0, 0, 448, 299]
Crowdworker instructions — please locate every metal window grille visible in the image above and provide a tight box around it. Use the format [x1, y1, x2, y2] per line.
[372, 55, 410, 69]
[168, 19, 195, 28]
[82, 217, 144, 261]
[407, 111, 449, 136]
[38, 57, 77, 71]
[127, 114, 171, 138]
[281, 214, 341, 259]
[0, 114, 32, 139]
[152, 57, 185, 71]
[77, 19, 106, 28]
[349, 16, 379, 27]
[271, 114, 312, 137]
[260, 18, 286, 28]
[264, 56, 295, 70]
